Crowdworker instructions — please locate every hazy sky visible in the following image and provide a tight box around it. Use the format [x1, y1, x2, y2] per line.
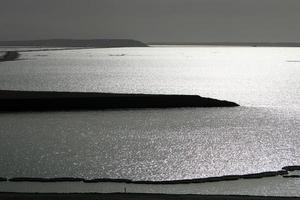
[1, 0, 300, 43]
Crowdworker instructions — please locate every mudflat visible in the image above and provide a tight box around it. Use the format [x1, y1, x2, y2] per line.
[0, 193, 300, 200]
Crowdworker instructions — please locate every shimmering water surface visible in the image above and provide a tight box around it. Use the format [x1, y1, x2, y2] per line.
[0, 46, 299, 181]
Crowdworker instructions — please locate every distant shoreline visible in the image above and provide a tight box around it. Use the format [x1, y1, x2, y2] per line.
[0, 90, 239, 112]
[148, 42, 300, 47]
[0, 39, 148, 48]
[2, 40, 300, 48]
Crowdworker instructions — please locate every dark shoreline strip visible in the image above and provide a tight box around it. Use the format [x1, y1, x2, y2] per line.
[8, 177, 84, 183]
[282, 166, 300, 171]
[0, 192, 299, 200]
[283, 175, 300, 178]
[0, 177, 7, 182]
[0, 90, 239, 112]
[240, 170, 288, 179]
[5, 169, 293, 184]
[0, 51, 20, 62]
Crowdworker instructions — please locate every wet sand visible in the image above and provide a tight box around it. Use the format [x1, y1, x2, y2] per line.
[1, 192, 299, 200]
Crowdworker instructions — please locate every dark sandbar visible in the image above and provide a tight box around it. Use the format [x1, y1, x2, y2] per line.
[3, 167, 294, 184]
[1, 167, 299, 199]
[0, 90, 239, 112]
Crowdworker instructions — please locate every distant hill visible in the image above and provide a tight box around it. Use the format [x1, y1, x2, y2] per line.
[0, 39, 148, 48]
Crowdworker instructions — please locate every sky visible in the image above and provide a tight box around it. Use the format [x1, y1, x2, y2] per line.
[1, 0, 300, 43]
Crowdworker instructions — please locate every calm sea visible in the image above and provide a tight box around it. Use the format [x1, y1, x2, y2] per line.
[0, 46, 299, 181]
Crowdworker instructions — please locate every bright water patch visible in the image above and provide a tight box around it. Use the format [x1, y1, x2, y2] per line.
[0, 47, 299, 108]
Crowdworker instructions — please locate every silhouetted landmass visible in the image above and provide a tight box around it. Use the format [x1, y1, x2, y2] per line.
[0, 90, 239, 112]
[149, 42, 300, 47]
[0, 193, 299, 200]
[0, 39, 148, 48]
[0, 51, 20, 62]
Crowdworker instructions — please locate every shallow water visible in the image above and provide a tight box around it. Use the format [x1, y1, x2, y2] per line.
[0, 47, 299, 182]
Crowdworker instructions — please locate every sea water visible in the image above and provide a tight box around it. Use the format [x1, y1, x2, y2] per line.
[0, 46, 299, 181]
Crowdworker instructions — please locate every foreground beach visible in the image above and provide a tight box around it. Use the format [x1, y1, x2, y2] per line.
[1, 192, 300, 200]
